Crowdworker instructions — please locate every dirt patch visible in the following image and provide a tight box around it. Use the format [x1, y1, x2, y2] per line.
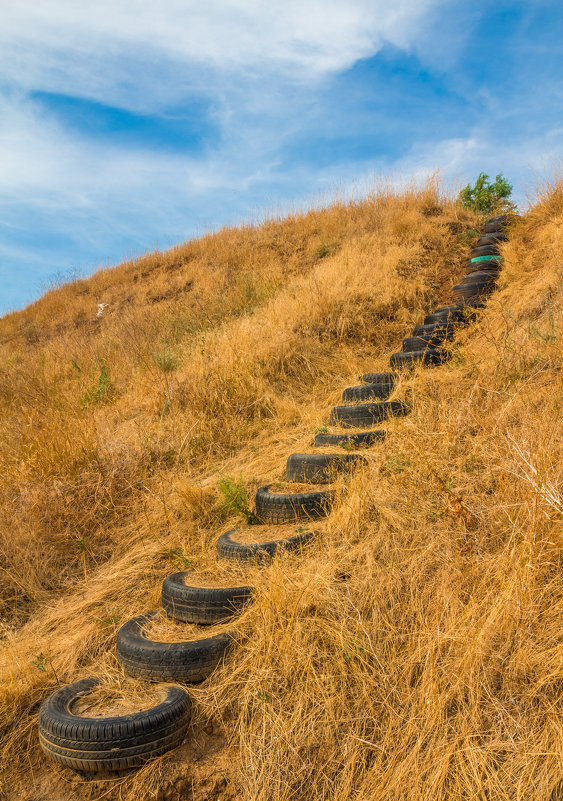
[143, 611, 232, 643]
[72, 679, 167, 718]
[265, 481, 328, 494]
[229, 524, 315, 544]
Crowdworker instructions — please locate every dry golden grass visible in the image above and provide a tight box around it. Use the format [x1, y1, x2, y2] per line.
[0, 175, 561, 801]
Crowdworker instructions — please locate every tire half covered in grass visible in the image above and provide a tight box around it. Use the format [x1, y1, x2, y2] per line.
[255, 485, 335, 523]
[161, 573, 254, 623]
[38, 678, 190, 774]
[217, 526, 314, 561]
[390, 349, 446, 368]
[116, 612, 233, 683]
[342, 382, 394, 402]
[356, 372, 397, 390]
[330, 400, 409, 428]
[314, 430, 385, 448]
[286, 452, 366, 483]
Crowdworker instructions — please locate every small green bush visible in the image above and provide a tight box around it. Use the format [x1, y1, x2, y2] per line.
[217, 474, 259, 524]
[459, 173, 514, 214]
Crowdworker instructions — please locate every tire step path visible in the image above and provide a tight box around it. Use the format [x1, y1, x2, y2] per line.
[38, 213, 517, 775]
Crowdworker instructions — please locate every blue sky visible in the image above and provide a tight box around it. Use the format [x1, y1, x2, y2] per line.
[1, 0, 562, 315]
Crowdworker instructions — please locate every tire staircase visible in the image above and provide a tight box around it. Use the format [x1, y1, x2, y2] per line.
[38, 214, 515, 775]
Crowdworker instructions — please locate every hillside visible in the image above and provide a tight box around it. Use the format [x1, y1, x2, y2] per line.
[0, 177, 561, 801]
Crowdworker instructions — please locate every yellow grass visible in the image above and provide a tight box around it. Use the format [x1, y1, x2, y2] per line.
[0, 175, 561, 800]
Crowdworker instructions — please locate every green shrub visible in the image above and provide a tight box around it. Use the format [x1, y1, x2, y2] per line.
[459, 173, 514, 214]
[217, 474, 259, 523]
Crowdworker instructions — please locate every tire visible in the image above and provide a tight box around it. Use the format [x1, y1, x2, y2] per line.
[255, 485, 335, 524]
[459, 271, 497, 286]
[470, 244, 500, 258]
[356, 372, 397, 390]
[161, 572, 253, 624]
[476, 233, 506, 246]
[217, 526, 314, 561]
[342, 383, 393, 402]
[411, 322, 454, 339]
[330, 400, 409, 428]
[314, 430, 386, 448]
[464, 262, 500, 276]
[402, 334, 445, 351]
[286, 453, 366, 483]
[38, 678, 190, 774]
[453, 280, 495, 301]
[424, 309, 467, 325]
[484, 215, 512, 233]
[390, 349, 446, 368]
[116, 612, 233, 683]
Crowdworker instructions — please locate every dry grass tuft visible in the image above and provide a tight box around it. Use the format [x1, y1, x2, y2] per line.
[0, 175, 561, 800]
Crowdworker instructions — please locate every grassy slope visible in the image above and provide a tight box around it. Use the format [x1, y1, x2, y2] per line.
[0, 178, 561, 801]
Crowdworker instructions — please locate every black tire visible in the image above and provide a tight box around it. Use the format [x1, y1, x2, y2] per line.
[286, 453, 366, 483]
[484, 215, 512, 233]
[356, 372, 397, 390]
[161, 573, 253, 624]
[314, 430, 386, 448]
[217, 526, 314, 561]
[464, 262, 500, 276]
[390, 349, 446, 368]
[424, 309, 467, 325]
[330, 400, 409, 428]
[38, 678, 190, 774]
[411, 322, 455, 340]
[459, 271, 497, 286]
[342, 382, 393, 402]
[470, 244, 500, 258]
[453, 280, 495, 301]
[255, 485, 335, 523]
[476, 233, 506, 246]
[116, 612, 233, 683]
[402, 334, 446, 351]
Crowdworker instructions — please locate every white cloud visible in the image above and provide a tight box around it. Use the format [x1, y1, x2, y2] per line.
[0, 0, 441, 109]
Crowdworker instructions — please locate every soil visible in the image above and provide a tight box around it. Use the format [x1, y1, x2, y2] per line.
[265, 481, 329, 494]
[228, 524, 315, 545]
[143, 611, 232, 643]
[73, 681, 167, 718]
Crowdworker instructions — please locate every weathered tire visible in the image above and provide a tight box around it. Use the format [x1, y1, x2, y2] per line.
[453, 279, 495, 301]
[38, 678, 190, 774]
[470, 244, 501, 258]
[356, 372, 397, 390]
[330, 400, 409, 428]
[286, 452, 366, 483]
[314, 430, 386, 448]
[217, 526, 314, 561]
[255, 485, 334, 523]
[116, 612, 232, 683]
[464, 262, 500, 276]
[161, 572, 253, 624]
[342, 382, 393, 402]
[476, 233, 506, 246]
[390, 349, 446, 368]
[402, 334, 445, 351]
[411, 322, 455, 339]
[459, 271, 497, 286]
[424, 309, 468, 325]
[484, 215, 512, 233]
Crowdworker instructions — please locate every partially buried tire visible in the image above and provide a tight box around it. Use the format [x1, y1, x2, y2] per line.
[161, 572, 253, 623]
[116, 612, 232, 683]
[330, 400, 409, 428]
[314, 430, 385, 448]
[476, 233, 506, 246]
[356, 372, 397, 390]
[342, 382, 393, 402]
[411, 322, 455, 339]
[390, 349, 446, 368]
[255, 485, 334, 523]
[286, 452, 366, 483]
[38, 678, 190, 774]
[217, 526, 314, 561]
[453, 279, 495, 301]
[470, 244, 500, 258]
[459, 271, 497, 286]
[402, 333, 446, 351]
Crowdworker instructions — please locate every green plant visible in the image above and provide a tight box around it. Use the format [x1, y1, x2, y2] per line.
[81, 358, 110, 407]
[153, 344, 179, 372]
[217, 474, 259, 523]
[459, 172, 514, 214]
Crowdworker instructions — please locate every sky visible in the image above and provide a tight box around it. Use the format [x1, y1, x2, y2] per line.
[1, 1, 562, 315]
